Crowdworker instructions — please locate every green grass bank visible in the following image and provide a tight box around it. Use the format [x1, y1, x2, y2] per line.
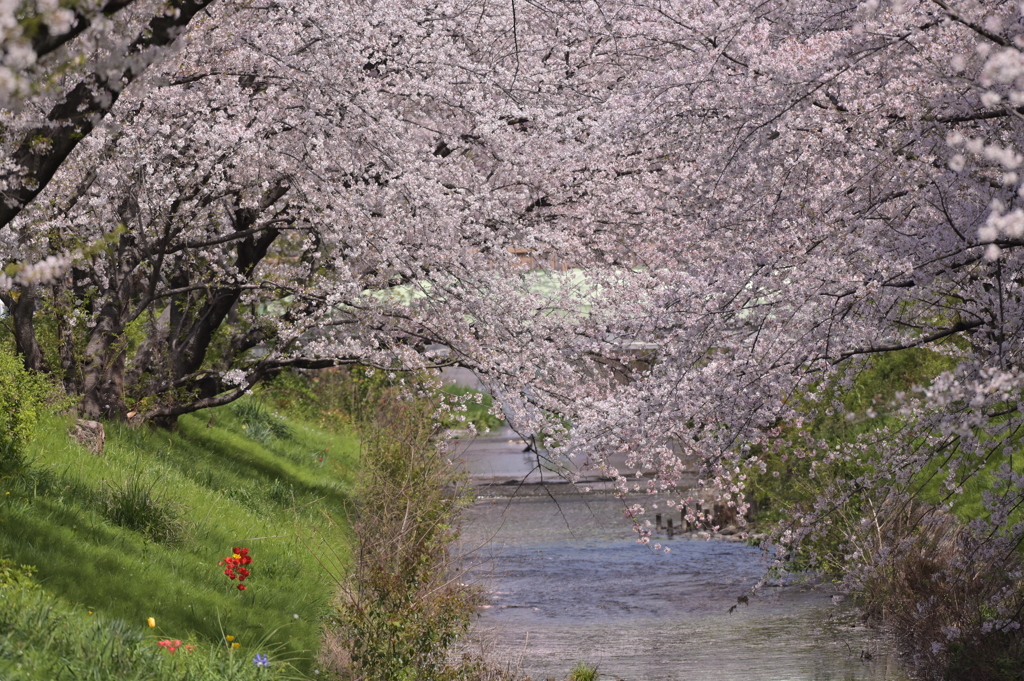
[0, 393, 359, 679]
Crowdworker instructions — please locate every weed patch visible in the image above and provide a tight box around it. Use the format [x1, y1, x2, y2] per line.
[328, 393, 479, 680]
[232, 399, 292, 444]
[567, 662, 599, 681]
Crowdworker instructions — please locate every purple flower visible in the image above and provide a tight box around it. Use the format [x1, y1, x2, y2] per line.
[253, 653, 270, 668]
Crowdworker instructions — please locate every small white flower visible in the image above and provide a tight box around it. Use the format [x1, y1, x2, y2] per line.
[223, 369, 248, 387]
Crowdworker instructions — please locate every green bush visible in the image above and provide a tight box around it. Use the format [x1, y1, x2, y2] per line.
[331, 396, 477, 681]
[263, 367, 393, 429]
[0, 347, 52, 474]
[266, 368, 508, 434]
[743, 347, 957, 573]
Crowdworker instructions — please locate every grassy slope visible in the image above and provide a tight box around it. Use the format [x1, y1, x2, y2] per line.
[0, 399, 359, 679]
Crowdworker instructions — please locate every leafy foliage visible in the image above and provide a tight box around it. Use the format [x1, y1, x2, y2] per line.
[0, 346, 51, 473]
[747, 349, 957, 532]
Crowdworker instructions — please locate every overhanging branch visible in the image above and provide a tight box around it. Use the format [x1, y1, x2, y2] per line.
[829, 319, 984, 364]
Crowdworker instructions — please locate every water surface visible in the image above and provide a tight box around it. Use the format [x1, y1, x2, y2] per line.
[459, 493, 907, 681]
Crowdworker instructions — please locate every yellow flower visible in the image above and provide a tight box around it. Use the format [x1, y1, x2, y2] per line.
[232, 642, 241, 649]
[225, 635, 234, 642]
[147, 617, 156, 628]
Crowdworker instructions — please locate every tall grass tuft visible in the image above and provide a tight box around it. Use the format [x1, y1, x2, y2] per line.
[567, 662, 599, 681]
[232, 399, 292, 444]
[103, 466, 183, 545]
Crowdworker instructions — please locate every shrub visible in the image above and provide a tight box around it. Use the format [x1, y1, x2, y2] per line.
[853, 499, 1024, 681]
[0, 347, 52, 474]
[330, 395, 477, 681]
[262, 367, 393, 429]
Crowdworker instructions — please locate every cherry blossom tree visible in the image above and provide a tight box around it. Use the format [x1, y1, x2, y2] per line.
[0, 0, 1008, 455]
[2, 0, 648, 423]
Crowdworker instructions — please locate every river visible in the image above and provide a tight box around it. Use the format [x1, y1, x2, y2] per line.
[454, 429, 909, 681]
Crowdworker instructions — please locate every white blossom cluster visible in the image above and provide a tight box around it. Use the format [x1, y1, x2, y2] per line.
[0, 252, 75, 291]
[0, 0, 76, 95]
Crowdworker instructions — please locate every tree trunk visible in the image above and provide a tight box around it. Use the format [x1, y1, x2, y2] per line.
[80, 302, 127, 420]
[2, 285, 50, 373]
[53, 277, 82, 394]
[125, 304, 171, 391]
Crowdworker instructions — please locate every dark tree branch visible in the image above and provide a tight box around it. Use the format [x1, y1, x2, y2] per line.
[29, 0, 136, 60]
[935, 107, 1024, 124]
[830, 319, 984, 364]
[0, 0, 218, 230]
[928, 0, 1012, 47]
[171, 178, 290, 379]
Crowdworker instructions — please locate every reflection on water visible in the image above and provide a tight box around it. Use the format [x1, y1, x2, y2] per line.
[459, 493, 908, 681]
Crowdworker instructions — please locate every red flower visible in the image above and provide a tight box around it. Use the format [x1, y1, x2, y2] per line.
[157, 639, 182, 653]
[220, 547, 253, 589]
